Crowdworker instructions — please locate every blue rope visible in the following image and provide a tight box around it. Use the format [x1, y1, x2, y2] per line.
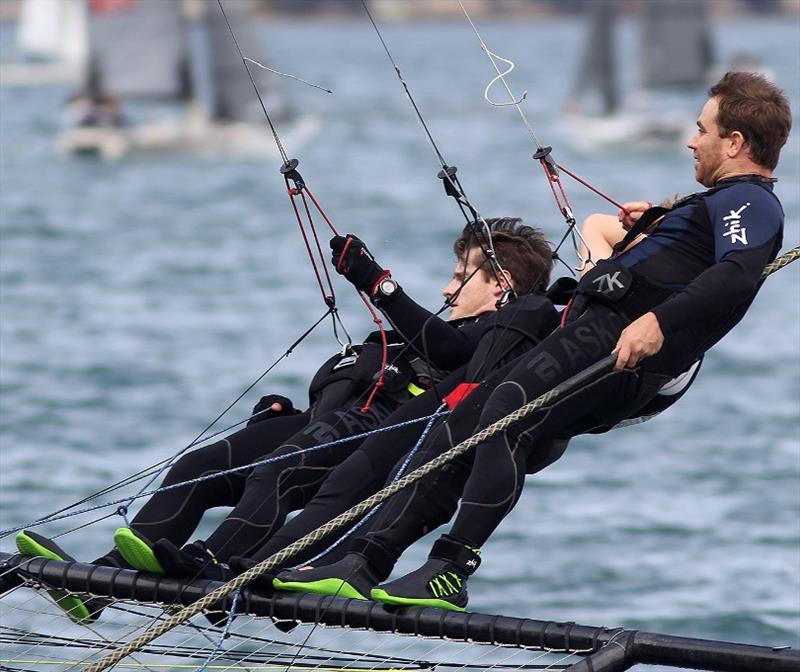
[300, 403, 447, 565]
[0, 409, 450, 539]
[195, 590, 241, 671]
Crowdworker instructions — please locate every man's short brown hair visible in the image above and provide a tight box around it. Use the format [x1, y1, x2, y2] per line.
[709, 72, 791, 171]
[453, 217, 553, 294]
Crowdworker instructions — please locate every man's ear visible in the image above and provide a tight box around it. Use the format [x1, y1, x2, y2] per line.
[494, 271, 514, 295]
[727, 130, 748, 158]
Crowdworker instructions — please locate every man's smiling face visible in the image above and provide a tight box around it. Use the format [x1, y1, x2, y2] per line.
[687, 97, 728, 187]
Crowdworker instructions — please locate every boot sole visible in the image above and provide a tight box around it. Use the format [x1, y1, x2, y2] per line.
[15, 531, 95, 624]
[370, 587, 465, 612]
[114, 528, 164, 574]
[273, 577, 367, 600]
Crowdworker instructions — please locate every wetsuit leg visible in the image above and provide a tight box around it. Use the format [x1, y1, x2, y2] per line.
[122, 411, 312, 547]
[345, 364, 520, 580]
[447, 308, 645, 550]
[202, 395, 399, 561]
[249, 374, 463, 567]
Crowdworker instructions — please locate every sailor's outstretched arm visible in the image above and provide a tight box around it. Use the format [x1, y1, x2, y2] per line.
[330, 234, 485, 370]
[579, 213, 626, 270]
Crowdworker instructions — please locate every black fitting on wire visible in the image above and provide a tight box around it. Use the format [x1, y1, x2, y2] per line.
[533, 146, 559, 179]
[437, 165, 461, 198]
[281, 158, 305, 189]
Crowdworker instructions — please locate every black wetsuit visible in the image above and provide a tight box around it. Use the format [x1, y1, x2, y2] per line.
[329, 178, 783, 575]
[337, 355, 701, 580]
[244, 292, 559, 567]
[101, 288, 556, 564]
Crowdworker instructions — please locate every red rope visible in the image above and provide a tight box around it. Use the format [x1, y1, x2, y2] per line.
[540, 159, 571, 219]
[299, 190, 337, 301]
[284, 178, 389, 414]
[303, 185, 339, 236]
[337, 237, 354, 273]
[555, 163, 629, 215]
[286, 177, 331, 303]
[356, 292, 388, 414]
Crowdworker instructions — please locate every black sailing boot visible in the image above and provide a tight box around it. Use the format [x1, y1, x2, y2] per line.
[15, 530, 109, 624]
[273, 553, 380, 601]
[370, 536, 480, 612]
[153, 539, 231, 582]
[227, 556, 277, 590]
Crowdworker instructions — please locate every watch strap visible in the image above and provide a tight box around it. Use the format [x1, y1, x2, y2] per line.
[369, 271, 393, 297]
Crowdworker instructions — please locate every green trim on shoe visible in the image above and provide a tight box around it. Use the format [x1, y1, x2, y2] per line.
[15, 531, 93, 624]
[370, 587, 466, 612]
[114, 527, 163, 574]
[273, 576, 367, 600]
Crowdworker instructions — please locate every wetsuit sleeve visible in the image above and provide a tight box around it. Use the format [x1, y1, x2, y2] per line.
[652, 184, 783, 334]
[377, 289, 491, 370]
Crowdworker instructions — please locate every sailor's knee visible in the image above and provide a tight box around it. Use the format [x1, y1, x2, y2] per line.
[477, 383, 525, 429]
[165, 446, 223, 484]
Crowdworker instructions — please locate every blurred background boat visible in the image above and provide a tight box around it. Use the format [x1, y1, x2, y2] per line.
[0, 0, 87, 87]
[58, 0, 317, 160]
[2, 0, 318, 160]
[562, 0, 713, 151]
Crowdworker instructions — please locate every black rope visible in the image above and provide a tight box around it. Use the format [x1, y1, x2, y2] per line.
[216, 0, 289, 164]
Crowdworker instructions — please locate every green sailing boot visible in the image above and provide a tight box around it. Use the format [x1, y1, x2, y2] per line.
[114, 527, 164, 574]
[370, 537, 481, 612]
[15, 530, 107, 624]
[273, 553, 380, 601]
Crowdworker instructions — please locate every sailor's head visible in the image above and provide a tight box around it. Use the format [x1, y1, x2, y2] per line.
[688, 71, 791, 187]
[443, 217, 552, 320]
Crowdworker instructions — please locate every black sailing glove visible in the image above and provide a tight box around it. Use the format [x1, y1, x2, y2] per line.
[247, 394, 302, 426]
[330, 234, 390, 295]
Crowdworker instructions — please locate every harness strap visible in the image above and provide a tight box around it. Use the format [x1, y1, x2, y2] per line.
[612, 174, 778, 256]
[443, 382, 480, 410]
[430, 537, 481, 575]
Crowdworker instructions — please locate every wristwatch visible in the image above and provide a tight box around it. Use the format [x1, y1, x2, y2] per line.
[373, 277, 399, 304]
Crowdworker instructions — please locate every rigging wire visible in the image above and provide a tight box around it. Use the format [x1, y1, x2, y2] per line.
[12, 309, 334, 534]
[216, 0, 391, 411]
[455, 0, 633, 273]
[360, 0, 514, 298]
[216, 0, 289, 165]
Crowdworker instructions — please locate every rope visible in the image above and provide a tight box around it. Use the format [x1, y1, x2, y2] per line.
[359, 0, 515, 296]
[83, 355, 615, 672]
[0, 409, 450, 539]
[763, 245, 799, 275]
[301, 402, 449, 566]
[216, 0, 288, 164]
[83, 247, 798, 671]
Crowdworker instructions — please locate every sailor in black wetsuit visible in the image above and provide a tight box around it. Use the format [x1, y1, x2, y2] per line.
[12, 218, 554, 619]
[225, 222, 561, 575]
[140, 218, 556, 579]
[270, 196, 700, 603]
[275, 72, 792, 611]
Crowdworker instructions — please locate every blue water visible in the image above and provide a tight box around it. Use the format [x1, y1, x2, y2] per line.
[1, 14, 798, 654]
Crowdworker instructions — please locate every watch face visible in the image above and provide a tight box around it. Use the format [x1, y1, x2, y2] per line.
[380, 279, 396, 295]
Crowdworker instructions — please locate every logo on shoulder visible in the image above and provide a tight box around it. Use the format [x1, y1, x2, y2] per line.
[721, 203, 750, 245]
[592, 271, 625, 295]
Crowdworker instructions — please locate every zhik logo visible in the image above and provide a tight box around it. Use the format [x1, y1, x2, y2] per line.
[721, 203, 750, 245]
